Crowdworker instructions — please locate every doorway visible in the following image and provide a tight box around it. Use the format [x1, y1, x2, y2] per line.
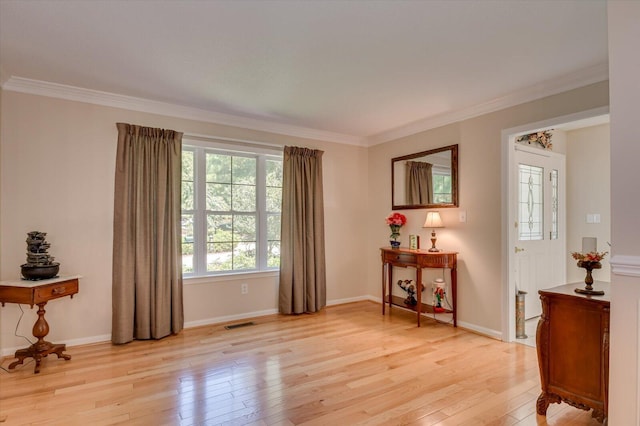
[513, 145, 566, 320]
[501, 106, 610, 343]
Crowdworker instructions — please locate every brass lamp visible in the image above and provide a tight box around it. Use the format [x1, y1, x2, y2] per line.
[423, 211, 444, 252]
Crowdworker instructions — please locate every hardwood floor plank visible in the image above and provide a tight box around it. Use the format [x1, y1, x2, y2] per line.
[0, 301, 601, 425]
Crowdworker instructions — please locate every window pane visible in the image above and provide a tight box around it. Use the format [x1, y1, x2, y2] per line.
[233, 215, 256, 242]
[232, 157, 256, 185]
[266, 159, 283, 187]
[267, 214, 281, 241]
[266, 187, 282, 213]
[267, 241, 280, 268]
[208, 214, 232, 242]
[182, 182, 194, 210]
[207, 242, 232, 272]
[206, 153, 231, 183]
[182, 150, 194, 181]
[206, 182, 231, 211]
[233, 184, 256, 212]
[233, 242, 256, 269]
[181, 214, 194, 274]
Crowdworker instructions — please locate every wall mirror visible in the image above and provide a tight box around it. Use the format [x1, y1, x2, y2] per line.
[391, 144, 458, 209]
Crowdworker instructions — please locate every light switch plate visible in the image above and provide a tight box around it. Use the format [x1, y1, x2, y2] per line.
[459, 211, 467, 223]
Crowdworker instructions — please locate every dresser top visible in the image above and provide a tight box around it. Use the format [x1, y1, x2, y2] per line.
[0, 275, 81, 288]
[539, 281, 611, 303]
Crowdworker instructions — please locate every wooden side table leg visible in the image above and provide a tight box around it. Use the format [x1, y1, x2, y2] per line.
[7, 302, 71, 373]
[416, 268, 422, 327]
[381, 262, 386, 315]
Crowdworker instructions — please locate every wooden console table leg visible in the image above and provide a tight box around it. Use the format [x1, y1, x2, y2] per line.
[7, 302, 71, 374]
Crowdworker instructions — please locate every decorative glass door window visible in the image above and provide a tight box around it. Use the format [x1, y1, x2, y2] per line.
[518, 164, 544, 241]
[550, 169, 559, 240]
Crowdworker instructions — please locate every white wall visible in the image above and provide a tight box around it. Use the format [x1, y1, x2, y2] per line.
[565, 124, 611, 284]
[607, 1, 640, 424]
[0, 91, 369, 353]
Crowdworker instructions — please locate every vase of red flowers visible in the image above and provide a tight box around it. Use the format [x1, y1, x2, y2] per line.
[386, 212, 407, 249]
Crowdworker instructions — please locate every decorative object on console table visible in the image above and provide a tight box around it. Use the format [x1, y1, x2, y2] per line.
[423, 211, 444, 252]
[536, 282, 609, 424]
[570, 245, 608, 295]
[380, 247, 457, 327]
[20, 231, 60, 280]
[397, 279, 424, 306]
[0, 276, 80, 374]
[433, 278, 446, 313]
[385, 212, 406, 249]
[409, 234, 419, 250]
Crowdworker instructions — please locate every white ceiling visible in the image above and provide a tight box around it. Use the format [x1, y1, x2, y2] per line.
[0, 0, 608, 145]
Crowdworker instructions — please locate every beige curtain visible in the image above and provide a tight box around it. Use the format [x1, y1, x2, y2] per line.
[112, 123, 184, 344]
[405, 161, 433, 204]
[278, 146, 327, 314]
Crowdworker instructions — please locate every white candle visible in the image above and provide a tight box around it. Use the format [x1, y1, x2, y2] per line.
[582, 237, 597, 253]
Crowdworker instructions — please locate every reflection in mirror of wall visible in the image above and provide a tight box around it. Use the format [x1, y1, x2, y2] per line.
[392, 144, 458, 209]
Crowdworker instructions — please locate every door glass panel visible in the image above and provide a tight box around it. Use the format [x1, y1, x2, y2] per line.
[518, 164, 544, 241]
[551, 169, 558, 240]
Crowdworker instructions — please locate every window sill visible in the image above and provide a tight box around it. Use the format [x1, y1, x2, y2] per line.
[183, 270, 279, 285]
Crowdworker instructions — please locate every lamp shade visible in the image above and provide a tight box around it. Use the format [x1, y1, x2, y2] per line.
[423, 211, 444, 228]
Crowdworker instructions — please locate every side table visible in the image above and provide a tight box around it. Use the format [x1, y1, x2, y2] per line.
[0, 276, 80, 373]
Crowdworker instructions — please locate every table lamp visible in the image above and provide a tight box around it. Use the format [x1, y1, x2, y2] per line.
[423, 211, 444, 252]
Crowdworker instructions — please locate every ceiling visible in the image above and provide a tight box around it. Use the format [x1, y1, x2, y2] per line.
[0, 0, 608, 146]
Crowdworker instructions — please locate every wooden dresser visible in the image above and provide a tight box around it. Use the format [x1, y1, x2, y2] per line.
[536, 281, 609, 424]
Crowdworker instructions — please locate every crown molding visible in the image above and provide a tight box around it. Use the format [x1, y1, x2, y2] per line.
[367, 62, 610, 145]
[2, 62, 608, 148]
[611, 255, 640, 278]
[1, 76, 367, 147]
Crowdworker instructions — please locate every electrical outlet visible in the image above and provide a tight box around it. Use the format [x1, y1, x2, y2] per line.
[241, 283, 248, 294]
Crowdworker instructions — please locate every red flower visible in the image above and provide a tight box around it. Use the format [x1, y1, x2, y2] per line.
[385, 212, 407, 226]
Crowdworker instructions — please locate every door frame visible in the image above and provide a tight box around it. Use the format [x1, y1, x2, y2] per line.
[500, 106, 609, 342]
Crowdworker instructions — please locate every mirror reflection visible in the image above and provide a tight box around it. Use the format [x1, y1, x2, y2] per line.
[392, 144, 458, 209]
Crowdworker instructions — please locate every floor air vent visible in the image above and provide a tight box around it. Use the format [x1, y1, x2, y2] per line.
[224, 321, 256, 330]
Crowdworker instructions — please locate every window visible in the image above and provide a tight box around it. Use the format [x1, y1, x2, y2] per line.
[181, 143, 282, 277]
[432, 166, 453, 203]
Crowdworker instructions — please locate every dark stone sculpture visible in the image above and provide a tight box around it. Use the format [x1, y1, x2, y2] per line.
[20, 231, 60, 280]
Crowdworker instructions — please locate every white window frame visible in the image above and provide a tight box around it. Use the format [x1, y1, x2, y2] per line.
[182, 137, 282, 278]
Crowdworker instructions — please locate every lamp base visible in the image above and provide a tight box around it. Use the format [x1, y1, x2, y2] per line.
[429, 231, 439, 252]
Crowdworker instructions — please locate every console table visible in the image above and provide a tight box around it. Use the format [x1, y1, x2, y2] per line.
[536, 282, 609, 424]
[380, 247, 457, 327]
[0, 276, 80, 373]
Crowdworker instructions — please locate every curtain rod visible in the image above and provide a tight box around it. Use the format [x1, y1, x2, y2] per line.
[183, 132, 284, 150]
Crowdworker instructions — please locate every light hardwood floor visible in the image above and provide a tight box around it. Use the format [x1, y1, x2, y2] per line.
[0, 301, 601, 425]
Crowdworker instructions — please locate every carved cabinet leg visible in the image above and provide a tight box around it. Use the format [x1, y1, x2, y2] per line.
[536, 393, 550, 415]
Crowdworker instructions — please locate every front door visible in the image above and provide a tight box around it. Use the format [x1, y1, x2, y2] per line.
[513, 145, 565, 319]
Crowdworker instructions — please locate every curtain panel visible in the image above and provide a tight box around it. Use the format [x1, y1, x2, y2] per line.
[405, 161, 433, 205]
[112, 123, 184, 344]
[278, 146, 327, 314]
